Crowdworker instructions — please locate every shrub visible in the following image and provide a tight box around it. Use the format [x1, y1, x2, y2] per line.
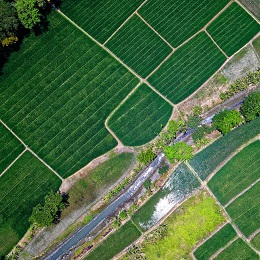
[186, 116, 201, 128]
[241, 91, 260, 121]
[193, 106, 203, 116]
[164, 142, 193, 163]
[137, 147, 156, 165]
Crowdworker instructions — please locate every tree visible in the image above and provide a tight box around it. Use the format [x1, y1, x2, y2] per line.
[143, 179, 152, 192]
[164, 142, 193, 163]
[167, 120, 179, 138]
[192, 127, 205, 142]
[186, 115, 201, 128]
[193, 106, 203, 116]
[241, 91, 260, 122]
[137, 147, 156, 165]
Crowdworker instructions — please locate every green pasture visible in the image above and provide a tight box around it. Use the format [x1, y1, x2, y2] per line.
[84, 221, 141, 260]
[226, 182, 260, 238]
[108, 84, 172, 146]
[214, 238, 258, 260]
[0, 12, 139, 178]
[208, 140, 260, 205]
[0, 123, 24, 174]
[139, 0, 229, 47]
[189, 116, 260, 180]
[142, 191, 225, 259]
[105, 15, 172, 78]
[61, 0, 143, 43]
[148, 32, 226, 103]
[207, 3, 260, 56]
[194, 223, 237, 260]
[0, 151, 61, 256]
[251, 233, 260, 250]
[132, 164, 200, 231]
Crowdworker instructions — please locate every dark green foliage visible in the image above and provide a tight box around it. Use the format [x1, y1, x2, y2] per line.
[186, 115, 201, 128]
[148, 32, 226, 103]
[190, 116, 260, 180]
[0, 123, 24, 173]
[119, 210, 127, 220]
[0, 12, 138, 178]
[164, 142, 193, 163]
[105, 15, 172, 78]
[139, 0, 229, 47]
[108, 84, 172, 146]
[158, 164, 169, 175]
[251, 233, 260, 250]
[61, 0, 144, 43]
[29, 191, 64, 227]
[212, 109, 243, 135]
[192, 127, 205, 142]
[226, 183, 260, 237]
[241, 91, 260, 121]
[0, 151, 61, 256]
[143, 179, 152, 191]
[207, 3, 260, 56]
[208, 141, 260, 205]
[137, 147, 156, 165]
[84, 221, 141, 260]
[194, 224, 237, 260]
[215, 238, 258, 260]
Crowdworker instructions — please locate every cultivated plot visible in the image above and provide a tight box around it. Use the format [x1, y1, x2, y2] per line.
[251, 232, 260, 250]
[207, 2, 260, 57]
[0, 123, 24, 174]
[0, 151, 61, 256]
[225, 182, 259, 238]
[208, 140, 260, 205]
[105, 15, 172, 78]
[148, 32, 226, 104]
[0, 12, 139, 178]
[61, 0, 144, 43]
[214, 238, 258, 260]
[132, 164, 200, 231]
[190, 116, 260, 180]
[194, 223, 237, 260]
[108, 84, 172, 146]
[139, 0, 229, 47]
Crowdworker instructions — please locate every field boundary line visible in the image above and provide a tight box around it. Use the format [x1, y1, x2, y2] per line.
[0, 120, 63, 181]
[103, 0, 148, 45]
[235, 0, 260, 23]
[210, 236, 239, 260]
[224, 179, 259, 208]
[204, 135, 260, 184]
[0, 149, 27, 178]
[135, 12, 174, 50]
[130, 219, 143, 234]
[249, 228, 260, 241]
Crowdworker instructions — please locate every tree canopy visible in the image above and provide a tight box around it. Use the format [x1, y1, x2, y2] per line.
[241, 91, 260, 122]
[164, 142, 193, 163]
[137, 147, 156, 165]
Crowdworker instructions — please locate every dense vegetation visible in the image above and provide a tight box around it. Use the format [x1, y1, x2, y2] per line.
[241, 91, 260, 121]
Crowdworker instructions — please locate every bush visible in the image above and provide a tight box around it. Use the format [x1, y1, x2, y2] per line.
[119, 210, 127, 220]
[137, 147, 156, 165]
[193, 106, 203, 116]
[186, 116, 201, 128]
[241, 91, 260, 121]
[192, 127, 205, 142]
[164, 142, 193, 163]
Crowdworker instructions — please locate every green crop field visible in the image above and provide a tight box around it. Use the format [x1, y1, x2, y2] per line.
[61, 0, 144, 43]
[105, 15, 172, 78]
[208, 141, 260, 205]
[214, 238, 258, 260]
[0, 123, 24, 174]
[194, 224, 237, 260]
[148, 32, 226, 104]
[108, 84, 172, 146]
[132, 164, 200, 231]
[0, 151, 61, 256]
[139, 0, 229, 47]
[0, 12, 139, 178]
[84, 221, 141, 260]
[207, 3, 260, 57]
[190, 117, 260, 180]
[226, 183, 259, 238]
[251, 233, 260, 251]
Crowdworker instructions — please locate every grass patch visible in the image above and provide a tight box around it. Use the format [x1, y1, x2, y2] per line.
[215, 238, 258, 260]
[61, 0, 144, 43]
[105, 15, 172, 78]
[0, 151, 61, 256]
[252, 36, 260, 57]
[208, 140, 260, 205]
[0, 123, 24, 174]
[132, 164, 200, 231]
[148, 32, 226, 104]
[84, 221, 141, 260]
[142, 191, 225, 259]
[251, 232, 260, 251]
[139, 0, 229, 47]
[190, 116, 260, 180]
[0, 12, 139, 178]
[108, 84, 172, 146]
[207, 2, 260, 56]
[63, 153, 136, 216]
[226, 182, 260, 238]
[194, 223, 237, 260]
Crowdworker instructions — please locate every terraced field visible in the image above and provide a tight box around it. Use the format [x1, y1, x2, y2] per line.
[108, 84, 172, 146]
[0, 152, 61, 256]
[148, 32, 226, 103]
